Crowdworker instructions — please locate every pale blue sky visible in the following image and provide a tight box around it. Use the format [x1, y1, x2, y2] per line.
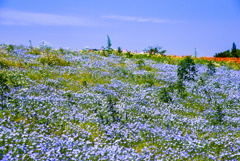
[0, 0, 239, 56]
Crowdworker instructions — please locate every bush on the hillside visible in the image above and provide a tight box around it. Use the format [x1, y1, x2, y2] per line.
[207, 61, 216, 75]
[38, 53, 70, 66]
[136, 59, 145, 69]
[6, 45, 15, 53]
[0, 60, 9, 69]
[177, 56, 197, 81]
[117, 47, 122, 55]
[159, 87, 172, 103]
[0, 73, 10, 110]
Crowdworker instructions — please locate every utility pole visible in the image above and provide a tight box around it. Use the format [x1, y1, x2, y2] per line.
[194, 48, 198, 58]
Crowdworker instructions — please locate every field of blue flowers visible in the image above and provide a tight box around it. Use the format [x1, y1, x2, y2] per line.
[0, 41, 240, 160]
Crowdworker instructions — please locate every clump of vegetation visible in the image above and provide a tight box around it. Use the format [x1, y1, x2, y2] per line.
[177, 55, 197, 81]
[97, 95, 120, 125]
[6, 45, 15, 53]
[0, 60, 9, 69]
[0, 73, 9, 110]
[38, 53, 70, 66]
[206, 61, 216, 75]
[209, 101, 225, 126]
[82, 80, 87, 88]
[106, 95, 119, 123]
[136, 59, 145, 69]
[117, 47, 122, 55]
[158, 87, 172, 103]
[26, 48, 42, 55]
[124, 51, 133, 58]
[175, 79, 187, 98]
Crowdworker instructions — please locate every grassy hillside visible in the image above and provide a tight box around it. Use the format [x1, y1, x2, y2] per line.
[0, 43, 240, 160]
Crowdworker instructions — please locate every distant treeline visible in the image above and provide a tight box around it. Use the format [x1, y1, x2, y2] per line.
[214, 42, 240, 58]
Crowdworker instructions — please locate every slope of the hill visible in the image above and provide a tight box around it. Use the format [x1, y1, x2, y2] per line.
[0, 44, 240, 160]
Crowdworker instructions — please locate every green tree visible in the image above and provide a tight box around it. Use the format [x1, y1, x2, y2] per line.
[231, 42, 238, 58]
[107, 35, 112, 51]
[143, 46, 166, 56]
[214, 50, 231, 57]
[214, 42, 240, 58]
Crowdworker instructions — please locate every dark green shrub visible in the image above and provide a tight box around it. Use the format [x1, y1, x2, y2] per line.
[0, 73, 9, 110]
[107, 95, 119, 123]
[98, 95, 120, 125]
[146, 79, 154, 87]
[82, 80, 87, 88]
[119, 67, 129, 75]
[207, 61, 216, 75]
[6, 45, 14, 53]
[175, 79, 187, 98]
[117, 47, 122, 55]
[210, 101, 225, 125]
[125, 51, 133, 58]
[59, 48, 65, 54]
[136, 59, 145, 69]
[159, 87, 172, 103]
[0, 60, 9, 69]
[177, 56, 197, 81]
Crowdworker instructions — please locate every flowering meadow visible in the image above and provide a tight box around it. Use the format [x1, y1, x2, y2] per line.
[0, 42, 240, 160]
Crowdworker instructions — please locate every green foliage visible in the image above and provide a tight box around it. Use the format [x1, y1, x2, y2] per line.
[125, 51, 133, 58]
[26, 48, 41, 55]
[210, 102, 225, 125]
[177, 56, 197, 81]
[0, 73, 9, 110]
[159, 87, 172, 103]
[214, 42, 240, 58]
[82, 80, 87, 88]
[97, 95, 120, 125]
[144, 73, 155, 87]
[214, 50, 231, 57]
[117, 47, 122, 55]
[6, 45, 14, 53]
[0, 60, 9, 69]
[136, 59, 145, 69]
[8, 73, 27, 88]
[231, 42, 237, 56]
[38, 53, 70, 66]
[107, 35, 112, 51]
[175, 79, 187, 98]
[143, 46, 166, 56]
[146, 79, 154, 87]
[0, 73, 8, 89]
[59, 48, 65, 54]
[107, 95, 119, 123]
[206, 61, 216, 75]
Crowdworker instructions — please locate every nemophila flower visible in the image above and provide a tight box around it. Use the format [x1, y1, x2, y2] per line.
[1, 44, 240, 160]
